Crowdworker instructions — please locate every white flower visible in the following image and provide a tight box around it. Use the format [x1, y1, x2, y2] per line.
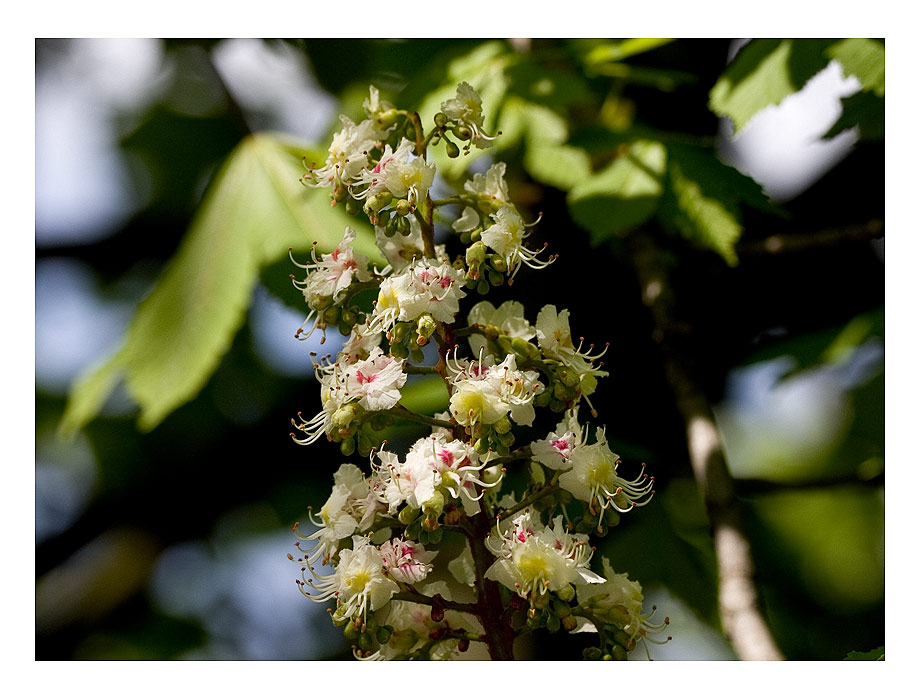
[466, 300, 536, 356]
[465, 161, 510, 203]
[344, 346, 407, 412]
[485, 510, 604, 598]
[371, 435, 496, 515]
[440, 82, 496, 149]
[353, 138, 436, 207]
[535, 304, 609, 383]
[557, 428, 655, 512]
[368, 259, 466, 332]
[449, 375, 509, 427]
[481, 205, 554, 278]
[378, 537, 437, 584]
[446, 352, 542, 428]
[530, 411, 586, 471]
[574, 558, 670, 650]
[290, 227, 373, 339]
[300, 535, 400, 622]
[304, 116, 384, 191]
[292, 463, 384, 566]
[339, 322, 382, 364]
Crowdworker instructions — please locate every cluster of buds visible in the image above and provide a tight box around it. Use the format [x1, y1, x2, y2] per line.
[290, 83, 667, 660]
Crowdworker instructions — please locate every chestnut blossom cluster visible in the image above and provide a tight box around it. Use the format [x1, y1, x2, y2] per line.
[289, 82, 667, 661]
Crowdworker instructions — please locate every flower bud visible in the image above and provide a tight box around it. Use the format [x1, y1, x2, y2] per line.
[422, 490, 446, 517]
[416, 313, 437, 339]
[493, 416, 512, 435]
[345, 197, 362, 216]
[553, 600, 572, 618]
[434, 111, 448, 127]
[395, 198, 412, 216]
[561, 614, 578, 632]
[477, 279, 490, 295]
[445, 138, 461, 158]
[546, 613, 561, 633]
[375, 625, 393, 645]
[344, 620, 359, 640]
[366, 191, 393, 213]
[580, 373, 599, 396]
[489, 254, 507, 272]
[557, 584, 576, 602]
[583, 646, 602, 660]
[332, 403, 362, 428]
[339, 436, 356, 456]
[398, 506, 420, 525]
[510, 337, 541, 361]
[611, 644, 629, 661]
[466, 241, 487, 267]
[375, 108, 399, 129]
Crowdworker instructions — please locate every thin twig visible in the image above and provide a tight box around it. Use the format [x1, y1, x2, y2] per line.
[737, 219, 884, 256]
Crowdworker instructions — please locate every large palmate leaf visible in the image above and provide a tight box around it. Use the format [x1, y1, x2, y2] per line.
[60, 133, 375, 436]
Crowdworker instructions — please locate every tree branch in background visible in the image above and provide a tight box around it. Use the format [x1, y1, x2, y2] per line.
[737, 219, 884, 256]
[629, 232, 784, 661]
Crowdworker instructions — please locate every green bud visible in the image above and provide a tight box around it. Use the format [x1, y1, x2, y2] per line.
[422, 490, 446, 516]
[321, 304, 340, 324]
[343, 620, 359, 640]
[395, 199, 411, 216]
[405, 519, 422, 539]
[583, 646, 602, 660]
[375, 626, 393, 645]
[422, 516, 439, 531]
[416, 314, 437, 339]
[474, 438, 489, 454]
[345, 197, 362, 216]
[557, 584, 576, 602]
[546, 613, 561, 633]
[534, 390, 553, 407]
[580, 373, 598, 396]
[561, 614, 578, 632]
[488, 270, 504, 286]
[358, 631, 374, 652]
[398, 506, 420, 525]
[410, 348, 425, 364]
[549, 398, 566, 413]
[368, 191, 393, 213]
[612, 644, 629, 661]
[499, 430, 515, 447]
[489, 254, 507, 272]
[605, 509, 621, 527]
[339, 436, 356, 456]
[558, 489, 573, 505]
[396, 215, 410, 235]
[557, 366, 579, 387]
[434, 112, 448, 127]
[445, 139, 460, 158]
[405, 124, 416, 141]
[493, 416, 512, 435]
[470, 229, 482, 243]
[375, 108, 399, 129]
[389, 342, 409, 359]
[459, 230, 472, 245]
[427, 527, 443, 545]
[532, 592, 550, 609]
[510, 337, 541, 361]
[452, 124, 472, 141]
[466, 241, 488, 267]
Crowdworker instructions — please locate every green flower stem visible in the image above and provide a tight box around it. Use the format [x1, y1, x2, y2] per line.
[402, 364, 441, 375]
[496, 483, 561, 521]
[389, 403, 454, 429]
[485, 445, 533, 467]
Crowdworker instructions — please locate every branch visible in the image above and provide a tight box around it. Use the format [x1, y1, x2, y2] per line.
[737, 219, 884, 256]
[629, 232, 784, 661]
[391, 590, 479, 615]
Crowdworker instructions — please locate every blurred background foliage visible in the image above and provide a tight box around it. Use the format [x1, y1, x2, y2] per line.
[35, 38, 883, 660]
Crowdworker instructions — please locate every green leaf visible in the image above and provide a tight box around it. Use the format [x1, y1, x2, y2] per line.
[657, 145, 772, 265]
[826, 38, 884, 96]
[824, 91, 884, 141]
[845, 646, 885, 660]
[709, 39, 834, 134]
[662, 159, 742, 265]
[514, 101, 591, 191]
[60, 133, 375, 436]
[567, 140, 667, 242]
[399, 376, 449, 416]
[583, 38, 675, 65]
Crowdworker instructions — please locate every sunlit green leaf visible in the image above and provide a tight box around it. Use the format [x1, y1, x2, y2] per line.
[399, 376, 449, 416]
[567, 140, 667, 241]
[61, 133, 374, 436]
[584, 38, 675, 65]
[826, 38, 884, 96]
[709, 39, 833, 135]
